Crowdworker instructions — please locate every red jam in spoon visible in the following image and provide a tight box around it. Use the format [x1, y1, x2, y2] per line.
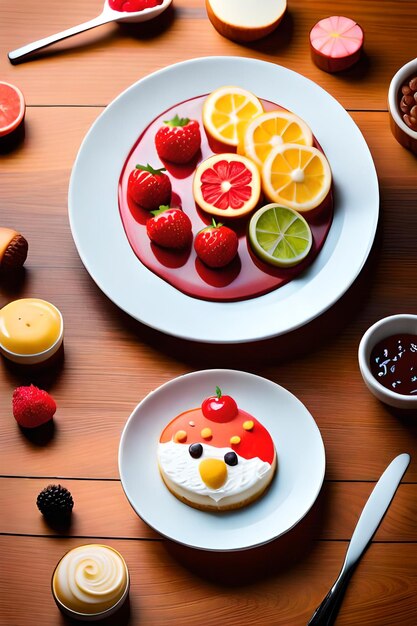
[108, 0, 163, 11]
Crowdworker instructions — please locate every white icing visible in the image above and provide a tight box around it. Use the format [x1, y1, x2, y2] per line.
[53, 545, 128, 615]
[158, 441, 273, 503]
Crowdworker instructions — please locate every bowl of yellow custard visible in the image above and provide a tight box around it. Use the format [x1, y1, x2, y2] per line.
[0, 298, 63, 365]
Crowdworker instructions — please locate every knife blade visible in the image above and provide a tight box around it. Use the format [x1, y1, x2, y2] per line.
[307, 452, 411, 626]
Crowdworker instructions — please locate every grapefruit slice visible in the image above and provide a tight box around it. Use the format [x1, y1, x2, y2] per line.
[261, 143, 332, 213]
[238, 110, 313, 168]
[0, 82, 25, 137]
[206, 0, 287, 43]
[202, 86, 264, 147]
[193, 153, 261, 218]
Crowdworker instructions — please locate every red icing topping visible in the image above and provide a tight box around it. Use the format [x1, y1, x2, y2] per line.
[118, 95, 334, 302]
[159, 408, 275, 465]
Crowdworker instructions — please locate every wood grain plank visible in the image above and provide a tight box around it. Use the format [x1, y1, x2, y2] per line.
[1, 108, 417, 272]
[1, 536, 416, 625]
[0, 261, 416, 480]
[1, 478, 416, 542]
[2, 108, 417, 179]
[1, 1, 417, 109]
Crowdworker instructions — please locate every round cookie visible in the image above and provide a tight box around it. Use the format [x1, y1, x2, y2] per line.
[157, 389, 277, 511]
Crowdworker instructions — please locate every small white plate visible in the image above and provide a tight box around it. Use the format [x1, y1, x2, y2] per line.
[68, 56, 379, 344]
[118, 369, 325, 551]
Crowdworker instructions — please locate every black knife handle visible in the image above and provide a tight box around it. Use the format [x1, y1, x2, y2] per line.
[307, 568, 353, 626]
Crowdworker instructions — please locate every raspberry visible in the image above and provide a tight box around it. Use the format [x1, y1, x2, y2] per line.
[12, 385, 56, 428]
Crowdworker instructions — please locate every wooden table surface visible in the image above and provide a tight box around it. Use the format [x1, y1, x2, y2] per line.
[1, 1, 417, 624]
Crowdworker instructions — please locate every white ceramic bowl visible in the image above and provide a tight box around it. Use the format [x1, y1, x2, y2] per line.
[358, 314, 417, 409]
[388, 57, 417, 154]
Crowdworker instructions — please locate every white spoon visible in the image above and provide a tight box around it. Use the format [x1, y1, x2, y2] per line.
[8, 0, 172, 64]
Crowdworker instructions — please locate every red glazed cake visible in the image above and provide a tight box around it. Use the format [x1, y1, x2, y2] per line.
[157, 389, 277, 511]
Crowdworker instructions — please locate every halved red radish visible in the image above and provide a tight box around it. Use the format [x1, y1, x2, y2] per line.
[310, 16, 364, 73]
[193, 153, 261, 218]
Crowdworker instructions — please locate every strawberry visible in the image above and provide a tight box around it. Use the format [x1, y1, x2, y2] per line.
[12, 385, 56, 429]
[127, 163, 172, 210]
[146, 205, 192, 249]
[155, 115, 201, 164]
[194, 218, 239, 268]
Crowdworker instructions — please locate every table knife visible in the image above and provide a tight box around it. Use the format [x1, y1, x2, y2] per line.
[307, 452, 410, 626]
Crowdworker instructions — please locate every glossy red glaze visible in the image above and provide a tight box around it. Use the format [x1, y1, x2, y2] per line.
[159, 407, 275, 464]
[118, 95, 334, 302]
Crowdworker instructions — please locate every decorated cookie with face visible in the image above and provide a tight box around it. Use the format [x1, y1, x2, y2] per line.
[157, 388, 277, 511]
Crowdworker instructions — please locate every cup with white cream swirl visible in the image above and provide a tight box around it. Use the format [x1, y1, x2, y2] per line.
[52, 544, 129, 621]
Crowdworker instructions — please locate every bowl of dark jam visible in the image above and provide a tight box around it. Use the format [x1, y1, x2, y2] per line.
[358, 314, 417, 409]
[388, 57, 417, 154]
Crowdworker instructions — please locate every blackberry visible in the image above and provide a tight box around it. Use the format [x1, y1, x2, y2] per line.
[36, 484, 74, 520]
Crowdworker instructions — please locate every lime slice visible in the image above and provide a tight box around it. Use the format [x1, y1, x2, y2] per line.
[249, 203, 313, 267]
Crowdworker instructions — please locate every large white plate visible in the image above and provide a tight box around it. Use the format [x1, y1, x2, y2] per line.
[118, 369, 325, 551]
[69, 56, 379, 343]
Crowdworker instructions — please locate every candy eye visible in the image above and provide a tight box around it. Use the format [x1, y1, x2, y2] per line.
[224, 451, 238, 466]
[189, 443, 203, 459]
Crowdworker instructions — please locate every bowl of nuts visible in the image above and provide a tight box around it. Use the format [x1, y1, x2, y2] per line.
[388, 57, 417, 154]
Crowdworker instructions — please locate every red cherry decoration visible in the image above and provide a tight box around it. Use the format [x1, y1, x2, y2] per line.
[201, 386, 238, 423]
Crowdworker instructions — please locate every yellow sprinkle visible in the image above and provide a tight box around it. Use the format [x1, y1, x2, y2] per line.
[230, 435, 241, 445]
[243, 420, 254, 431]
[201, 427, 212, 439]
[174, 430, 187, 443]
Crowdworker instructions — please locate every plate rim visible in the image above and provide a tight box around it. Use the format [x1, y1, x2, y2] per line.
[118, 368, 326, 551]
[69, 56, 379, 344]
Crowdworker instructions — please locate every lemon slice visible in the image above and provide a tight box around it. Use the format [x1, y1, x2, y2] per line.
[261, 143, 332, 212]
[202, 85, 264, 147]
[249, 203, 312, 267]
[238, 110, 313, 168]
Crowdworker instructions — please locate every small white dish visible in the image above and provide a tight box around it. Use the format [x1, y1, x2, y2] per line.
[388, 57, 417, 154]
[358, 314, 417, 409]
[118, 369, 326, 551]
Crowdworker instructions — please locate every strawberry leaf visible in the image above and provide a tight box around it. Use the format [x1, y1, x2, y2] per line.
[164, 114, 190, 127]
[135, 163, 166, 174]
[151, 205, 171, 217]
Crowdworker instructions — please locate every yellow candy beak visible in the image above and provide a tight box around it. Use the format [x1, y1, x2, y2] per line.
[199, 458, 227, 489]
